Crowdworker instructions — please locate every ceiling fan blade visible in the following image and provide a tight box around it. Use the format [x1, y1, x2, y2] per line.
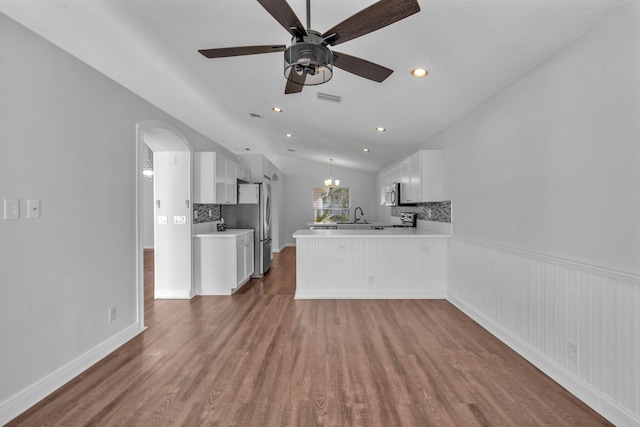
[332, 51, 393, 82]
[198, 45, 286, 58]
[284, 71, 306, 94]
[257, 0, 308, 37]
[322, 0, 420, 46]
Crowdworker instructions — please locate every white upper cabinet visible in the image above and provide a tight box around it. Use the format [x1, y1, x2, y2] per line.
[418, 150, 443, 202]
[215, 155, 238, 205]
[378, 149, 443, 205]
[194, 152, 241, 205]
[237, 164, 251, 182]
[194, 152, 217, 204]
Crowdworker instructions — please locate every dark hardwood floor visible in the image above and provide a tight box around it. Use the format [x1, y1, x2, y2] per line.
[144, 248, 154, 308]
[8, 247, 611, 426]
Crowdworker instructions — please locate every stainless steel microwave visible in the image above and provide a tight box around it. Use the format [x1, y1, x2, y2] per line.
[385, 183, 400, 206]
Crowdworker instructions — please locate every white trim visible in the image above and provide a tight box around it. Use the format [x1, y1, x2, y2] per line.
[136, 120, 195, 325]
[272, 243, 288, 253]
[155, 289, 194, 299]
[448, 236, 640, 426]
[454, 235, 639, 285]
[448, 294, 640, 427]
[295, 291, 447, 299]
[0, 324, 144, 426]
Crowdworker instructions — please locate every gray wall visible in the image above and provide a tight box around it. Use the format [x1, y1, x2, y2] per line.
[0, 12, 231, 421]
[434, 5, 639, 274]
[425, 2, 639, 423]
[282, 160, 378, 246]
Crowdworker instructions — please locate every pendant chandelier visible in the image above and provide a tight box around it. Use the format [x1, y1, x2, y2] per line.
[324, 158, 339, 189]
[142, 147, 154, 181]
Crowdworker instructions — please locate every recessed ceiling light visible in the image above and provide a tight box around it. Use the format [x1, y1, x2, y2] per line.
[376, 127, 386, 132]
[362, 148, 370, 152]
[411, 68, 428, 78]
[286, 133, 293, 138]
[272, 107, 282, 112]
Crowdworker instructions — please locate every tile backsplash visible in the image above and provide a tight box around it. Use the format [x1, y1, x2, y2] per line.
[392, 200, 451, 223]
[193, 204, 220, 224]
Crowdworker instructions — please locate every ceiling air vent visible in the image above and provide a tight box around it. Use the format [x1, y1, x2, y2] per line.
[249, 113, 263, 119]
[316, 92, 342, 104]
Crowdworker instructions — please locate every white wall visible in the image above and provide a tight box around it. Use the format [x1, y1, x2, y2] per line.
[435, 7, 639, 274]
[423, 3, 639, 424]
[153, 151, 192, 299]
[0, 12, 233, 423]
[283, 161, 378, 246]
[142, 145, 154, 248]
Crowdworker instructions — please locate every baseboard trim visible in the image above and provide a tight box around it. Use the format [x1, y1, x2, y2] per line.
[295, 291, 447, 299]
[0, 323, 144, 426]
[447, 294, 640, 427]
[272, 243, 287, 253]
[155, 289, 193, 299]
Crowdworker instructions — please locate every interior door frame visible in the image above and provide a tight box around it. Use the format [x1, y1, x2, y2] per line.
[135, 120, 193, 329]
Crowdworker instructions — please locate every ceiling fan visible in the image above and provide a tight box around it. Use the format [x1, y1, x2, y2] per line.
[198, 0, 420, 94]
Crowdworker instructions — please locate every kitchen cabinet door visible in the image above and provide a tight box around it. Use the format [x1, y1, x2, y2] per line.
[194, 230, 254, 295]
[419, 150, 443, 202]
[400, 154, 420, 204]
[194, 152, 216, 204]
[378, 169, 390, 205]
[215, 156, 238, 205]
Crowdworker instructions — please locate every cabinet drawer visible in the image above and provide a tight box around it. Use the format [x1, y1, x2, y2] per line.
[236, 231, 254, 247]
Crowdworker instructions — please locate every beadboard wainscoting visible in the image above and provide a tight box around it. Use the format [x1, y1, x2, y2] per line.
[447, 237, 640, 426]
[295, 236, 448, 299]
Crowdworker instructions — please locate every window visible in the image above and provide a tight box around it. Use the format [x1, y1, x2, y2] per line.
[313, 187, 350, 222]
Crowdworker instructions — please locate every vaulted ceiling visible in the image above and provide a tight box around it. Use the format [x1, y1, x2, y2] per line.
[1, 0, 634, 173]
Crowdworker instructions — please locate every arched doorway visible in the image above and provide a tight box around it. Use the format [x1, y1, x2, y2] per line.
[136, 121, 193, 327]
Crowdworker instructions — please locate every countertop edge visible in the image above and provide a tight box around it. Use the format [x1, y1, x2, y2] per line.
[293, 229, 450, 238]
[194, 229, 254, 237]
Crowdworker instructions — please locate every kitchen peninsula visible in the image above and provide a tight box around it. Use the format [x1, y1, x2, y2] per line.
[293, 228, 449, 299]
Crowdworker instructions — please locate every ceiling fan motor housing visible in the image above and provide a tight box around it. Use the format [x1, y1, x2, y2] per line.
[284, 30, 333, 85]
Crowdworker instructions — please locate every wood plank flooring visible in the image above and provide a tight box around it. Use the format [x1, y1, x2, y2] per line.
[8, 247, 612, 426]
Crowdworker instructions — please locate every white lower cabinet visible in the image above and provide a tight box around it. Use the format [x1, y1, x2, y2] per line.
[194, 229, 254, 295]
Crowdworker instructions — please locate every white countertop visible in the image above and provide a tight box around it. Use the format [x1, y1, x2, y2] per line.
[194, 228, 254, 237]
[293, 228, 449, 238]
[306, 221, 393, 227]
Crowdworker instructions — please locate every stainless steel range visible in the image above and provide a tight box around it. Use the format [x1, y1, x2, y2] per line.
[394, 212, 417, 227]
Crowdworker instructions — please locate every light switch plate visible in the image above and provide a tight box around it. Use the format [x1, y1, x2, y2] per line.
[4, 199, 19, 220]
[27, 199, 40, 219]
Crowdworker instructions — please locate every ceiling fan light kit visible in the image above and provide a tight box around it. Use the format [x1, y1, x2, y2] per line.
[199, 0, 420, 94]
[284, 31, 333, 86]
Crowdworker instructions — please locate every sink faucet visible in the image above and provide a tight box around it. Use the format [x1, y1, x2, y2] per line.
[354, 207, 364, 223]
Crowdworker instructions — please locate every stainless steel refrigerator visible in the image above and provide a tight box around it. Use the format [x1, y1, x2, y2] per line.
[222, 182, 272, 277]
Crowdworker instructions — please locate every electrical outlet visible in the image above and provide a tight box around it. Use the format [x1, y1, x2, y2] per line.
[567, 342, 578, 362]
[109, 307, 117, 322]
[368, 276, 375, 284]
[4, 198, 19, 220]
